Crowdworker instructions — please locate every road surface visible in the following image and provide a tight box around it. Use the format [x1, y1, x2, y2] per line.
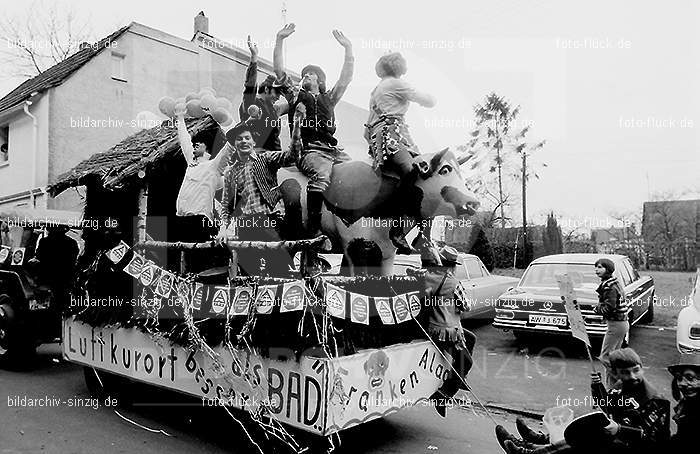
[0, 322, 678, 453]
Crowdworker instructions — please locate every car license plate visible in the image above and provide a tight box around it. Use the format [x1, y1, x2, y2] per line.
[529, 314, 567, 326]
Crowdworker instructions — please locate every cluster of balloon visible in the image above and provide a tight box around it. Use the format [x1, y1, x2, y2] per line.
[158, 87, 235, 128]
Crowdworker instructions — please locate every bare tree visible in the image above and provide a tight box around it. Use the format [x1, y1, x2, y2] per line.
[0, 0, 93, 77]
[643, 190, 698, 269]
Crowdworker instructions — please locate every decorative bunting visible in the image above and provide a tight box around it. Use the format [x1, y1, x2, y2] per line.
[325, 283, 346, 319]
[0, 245, 11, 264]
[408, 292, 421, 319]
[374, 297, 395, 325]
[124, 252, 146, 278]
[280, 281, 305, 313]
[154, 270, 174, 298]
[210, 286, 230, 315]
[10, 247, 25, 266]
[255, 285, 277, 314]
[104, 244, 423, 325]
[232, 286, 253, 316]
[192, 283, 204, 311]
[350, 293, 369, 325]
[107, 241, 129, 263]
[392, 294, 410, 323]
[139, 261, 157, 287]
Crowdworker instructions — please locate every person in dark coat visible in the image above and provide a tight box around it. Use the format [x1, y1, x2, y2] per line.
[667, 353, 700, 449]
[35, 225, 79, 312]
[423, 245, 476, 417]
[496, 348, 670, 454]
[594, 257, 630, 387]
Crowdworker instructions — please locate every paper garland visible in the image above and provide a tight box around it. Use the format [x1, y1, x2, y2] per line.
[350, 293, 370, 325]
[107, 241, 129, 264]
[211, 286, 230, 315]
[232, 287, 253, 315]
[0, 245, 11, 264]
[106, 242, 422, 325]
[374, 297, 395, 325]
[255, 285, 276, 314]
[325, 284, 346, 319]
[280, 281, 305, 313]
[392, 294, 411, 323]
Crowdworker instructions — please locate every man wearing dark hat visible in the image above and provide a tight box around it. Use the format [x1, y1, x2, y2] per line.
[497, 347, 670, 454]
[35, 225, 79, 314]
[422, 244, 477, 417]
[217, 104, 306, 276]
[273, 23, 354, 237]
[238, 35, 293, 152]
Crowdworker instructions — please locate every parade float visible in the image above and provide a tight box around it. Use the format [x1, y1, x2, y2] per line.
[44, 95, 462, 451]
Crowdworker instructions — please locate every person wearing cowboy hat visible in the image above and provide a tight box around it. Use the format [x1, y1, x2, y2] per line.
[422, 244, 477, 417]
[667, 353, 700, 448]
[239, 35, 294, 152]
[273, 23, 354, 238]
[217, 104, 306, 276]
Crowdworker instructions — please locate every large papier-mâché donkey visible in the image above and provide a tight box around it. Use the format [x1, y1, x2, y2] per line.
[277, 148, 479, 275]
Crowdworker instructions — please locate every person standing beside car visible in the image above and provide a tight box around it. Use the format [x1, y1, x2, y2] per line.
[594, 257, 631, 387]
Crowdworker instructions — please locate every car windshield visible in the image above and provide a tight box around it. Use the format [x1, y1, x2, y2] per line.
[519, 263, 600, 290]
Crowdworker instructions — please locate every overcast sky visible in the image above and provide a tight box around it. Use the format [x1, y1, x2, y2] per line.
[2, 0, 698, 228]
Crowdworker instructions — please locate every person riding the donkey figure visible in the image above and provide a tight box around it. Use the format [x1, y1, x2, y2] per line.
[365, 52, 436, 253]
[495, 347, 670, 454]
[273, 23, 354, 238]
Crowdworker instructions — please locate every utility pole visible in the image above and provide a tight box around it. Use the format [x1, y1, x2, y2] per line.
[495, 111, 506, 228]
[521, 150, 528, 266]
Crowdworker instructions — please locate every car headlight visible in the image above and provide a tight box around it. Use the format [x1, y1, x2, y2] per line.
[690, 323, 700, 340]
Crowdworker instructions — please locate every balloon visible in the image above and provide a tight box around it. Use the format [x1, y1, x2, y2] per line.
[210, 107, 231, 125]
[199, 86, 216, 97]
[247, 104, 261, 119]
[220, 117, 234, 128]
[200, 94, 217, 111]
[215, 97, 233, 112]
[158, 96, 176, 117]
[186, 99, 205, 118]
[185, 92, 199, 102]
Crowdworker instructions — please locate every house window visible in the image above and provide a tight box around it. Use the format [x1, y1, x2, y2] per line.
[111, 52, 126, 81]
[0, 125, 8, 165]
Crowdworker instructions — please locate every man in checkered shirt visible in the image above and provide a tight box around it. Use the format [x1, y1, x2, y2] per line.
[218, 104, 305, 276]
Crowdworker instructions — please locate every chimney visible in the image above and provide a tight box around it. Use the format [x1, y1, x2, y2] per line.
[194, 11, 209, 35]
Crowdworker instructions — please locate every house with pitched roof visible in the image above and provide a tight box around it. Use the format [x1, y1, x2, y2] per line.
[0, 12, 367, 212]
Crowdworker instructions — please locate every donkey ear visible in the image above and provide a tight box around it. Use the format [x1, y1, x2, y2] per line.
[429, 147, 450, 172]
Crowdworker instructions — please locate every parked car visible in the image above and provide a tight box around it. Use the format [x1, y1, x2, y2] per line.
[677, 270, 700, 354]
[453, 253, 520, 321]
[492, 254, 654, 340]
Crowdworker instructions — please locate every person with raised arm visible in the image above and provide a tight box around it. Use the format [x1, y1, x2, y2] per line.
[365, 51, 436, 252]
[239, 35, 293, 152]
[273, 23, 354, 238]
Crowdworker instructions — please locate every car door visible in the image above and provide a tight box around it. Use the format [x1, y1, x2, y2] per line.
[619, 258, 649, 323]
[463, 257, 492, 315]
